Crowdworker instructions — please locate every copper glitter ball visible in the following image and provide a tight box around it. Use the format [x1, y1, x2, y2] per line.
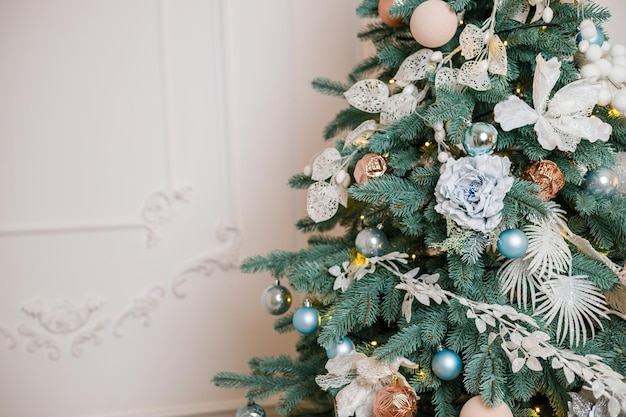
[354, 153, 388, 185]
[372, 384, 418, 417]
[521, 160, 565, 200]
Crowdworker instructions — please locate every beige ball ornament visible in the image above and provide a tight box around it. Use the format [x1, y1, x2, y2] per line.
[459, 396, 513, 417]
[410, 0, 458, 48]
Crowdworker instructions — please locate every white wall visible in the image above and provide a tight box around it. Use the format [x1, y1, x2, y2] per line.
[0, 1, 625, 417]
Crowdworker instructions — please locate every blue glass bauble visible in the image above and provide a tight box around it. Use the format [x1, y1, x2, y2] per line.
[585, 166, 619, 197]
[355, 227, 389, 257]
[236, 403, 266, 417]
[326, 336, 355, 359]
[462, 122, 498, 156]
[292, 305, 320, 334]
[497, 228, 529, 259]
[432, 349, 463, 381]
[261, 283, 292, 315]
[576, 27, 605, 46]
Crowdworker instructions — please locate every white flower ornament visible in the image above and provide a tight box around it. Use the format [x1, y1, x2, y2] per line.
[494, 54, 612, 152]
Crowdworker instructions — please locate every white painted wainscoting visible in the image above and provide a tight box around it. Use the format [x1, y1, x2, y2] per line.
[0, 1, 625, 417]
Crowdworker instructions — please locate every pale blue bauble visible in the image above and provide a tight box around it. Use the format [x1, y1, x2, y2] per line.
[497, 228, 529, 259]
[585, 166, 619, 197]
[292, 305, 320, 334]
[261, 283, 292, 315]
[355, 227, 389, 257]
[326, 336, 355, 359]
[432, 349, 463, 381]
[236, 403, 266, 417]
[463, 122, 498, 156]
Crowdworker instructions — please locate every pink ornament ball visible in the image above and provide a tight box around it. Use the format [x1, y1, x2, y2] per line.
[379, 0, 405, 28]
[410, 0, 458, 48]
[459, 396, 513, 417]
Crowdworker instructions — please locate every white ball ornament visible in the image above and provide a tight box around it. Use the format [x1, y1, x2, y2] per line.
[596, 58, 612, 77]
[612, 44, 626, 57]
[335, 170, 347, 185]
[578, 39, 590, 54]
[579, 20, 597, 40]
[438, 152, 449, 163]
[613, 90, 626, 113]
[598, 83, 613, 107]
[303, 165, 312, 177]
[542, 6, 553, 23]
[410, 0, 458, 48]
[459, 396, 513, 417]
[431, 51, 444, 63]
[580, 64, 601, 80]
[609, 65, 626, 84]
[585, 44, 604, 61]
[612, 56, 626, 67]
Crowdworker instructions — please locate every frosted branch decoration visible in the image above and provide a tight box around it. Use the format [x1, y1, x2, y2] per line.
[394, 261, 626, 416]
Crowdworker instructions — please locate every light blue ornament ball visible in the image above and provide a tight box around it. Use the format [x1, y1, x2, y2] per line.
[326, 336, 355, 359]
[576, 27, 605, 46]
[432, 349, 463, 381]
[497, 228, 529, 259]
[292, 305, 320, 334]
[261, 283, 292, 315]
[585, 166, 619, 197]
[463, 122, 498, 156]
[236, 403, 266, 417]
[355, 227, 389, 257]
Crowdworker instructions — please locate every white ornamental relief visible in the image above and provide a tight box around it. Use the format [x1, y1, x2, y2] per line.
[142, 186, 193, 247]
[113, 286, 167, 338]
[172, 223, 241, 298]
[22, 297, 103, 335]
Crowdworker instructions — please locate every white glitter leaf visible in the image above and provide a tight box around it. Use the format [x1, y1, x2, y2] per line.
[344, 79, 389, 113]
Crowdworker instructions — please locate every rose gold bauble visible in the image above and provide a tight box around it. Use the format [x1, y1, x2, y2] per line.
[409, 0, 458, 48]
[378, 0, 405, 28]
[354, 153, 388, 185]
[459, 396, 513, 417]
[521, 160, 565, 200]
[372, 384, 419, 417]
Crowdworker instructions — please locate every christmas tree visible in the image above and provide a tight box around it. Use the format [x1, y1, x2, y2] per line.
[213, 1, 626, 417]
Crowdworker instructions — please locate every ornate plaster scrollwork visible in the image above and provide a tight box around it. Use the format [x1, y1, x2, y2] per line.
[22, 297, 103, 335]
[142, 187, 192, 247]
[114, 286, 167, 338]
[0, 326, 17, 350]
[70, 318, 110, 358]
[172, 223, 241, 298]
[17, 297, 108, 360]
[18, 325, 62, 361]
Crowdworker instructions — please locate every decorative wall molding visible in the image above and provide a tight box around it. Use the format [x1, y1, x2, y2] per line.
[114, 286, 167, 338]
[18, 324, 62, 361]
[70, 318, 110, 358]
[142, 187, 193, 247]
[22, 297, 104, 335]
[0, 326, 17, 350]
[172, 223, 241, 298]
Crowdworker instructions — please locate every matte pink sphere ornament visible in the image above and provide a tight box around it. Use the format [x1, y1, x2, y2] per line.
[378, 0, 405, 28]
[459, 396, 513, 417]
[409, 0, 458, 48]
